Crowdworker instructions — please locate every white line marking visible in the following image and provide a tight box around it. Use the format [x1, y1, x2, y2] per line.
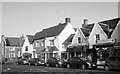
[45, 67, 63, 70]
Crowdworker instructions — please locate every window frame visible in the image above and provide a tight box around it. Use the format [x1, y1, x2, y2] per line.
[25, 46, 28, 51]
[96, 34, 100, 40]
[9, 53, 15, 58]
[78, 37, 81, 43]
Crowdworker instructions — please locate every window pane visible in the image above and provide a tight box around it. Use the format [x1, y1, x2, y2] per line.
[78, 37, 81, 43]
[25, 46, 28, 51]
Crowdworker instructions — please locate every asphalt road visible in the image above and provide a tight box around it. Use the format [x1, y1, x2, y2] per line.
[1, 63, 120, 74]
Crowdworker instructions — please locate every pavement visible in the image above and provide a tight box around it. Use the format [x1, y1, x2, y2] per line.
[1, 63, 120, 74]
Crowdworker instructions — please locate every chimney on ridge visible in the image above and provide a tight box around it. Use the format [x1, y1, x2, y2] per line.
[82, 19, 88, 28]
[65, 18, 71, 23]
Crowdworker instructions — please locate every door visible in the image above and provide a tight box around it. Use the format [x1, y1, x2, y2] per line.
[74, 58, 81, 67]
[69, 58, 75, 67]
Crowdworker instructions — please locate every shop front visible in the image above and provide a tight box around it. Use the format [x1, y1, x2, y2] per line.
[66, 45, 88, 59]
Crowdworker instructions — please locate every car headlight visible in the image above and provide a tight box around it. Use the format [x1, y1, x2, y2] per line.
[58, 62, 62, 65]
[38, 62, 41, 64]
[86, 62, 91, 67]
[23, 61, 28, 63]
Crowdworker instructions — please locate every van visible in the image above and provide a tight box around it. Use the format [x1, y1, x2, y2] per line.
[104, 57, 120, 71]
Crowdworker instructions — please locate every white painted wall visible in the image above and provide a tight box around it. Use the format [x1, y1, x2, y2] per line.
[89, 23, 108, 47]
[72, 28, 85, 44]
[22, 36, 34, 57]
[58, 23, 75, 51]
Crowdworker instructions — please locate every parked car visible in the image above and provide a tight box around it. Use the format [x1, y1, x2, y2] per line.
[18, 58, 29, 65]
[103, 57, 120, 71]
[28, 58, 45, 66]
[65, 57, 89, 69]
[46, 57, 62, 67]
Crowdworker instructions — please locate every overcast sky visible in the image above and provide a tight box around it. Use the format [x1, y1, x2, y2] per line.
[2, 2, 118, 37]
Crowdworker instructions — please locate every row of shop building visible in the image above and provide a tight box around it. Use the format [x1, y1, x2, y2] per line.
[1, 17, 120, 63]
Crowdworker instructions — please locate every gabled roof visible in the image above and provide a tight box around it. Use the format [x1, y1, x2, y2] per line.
[81, 23, 95, 37]
[5, 37, 21, 46]
[26, 35, 34, 44]
[98, 17, 120, 38]
[80, 28, 90, 37]
[74, 28, 77, 32]
[63, 34, 75, 45]
[34, 23, 67, 40]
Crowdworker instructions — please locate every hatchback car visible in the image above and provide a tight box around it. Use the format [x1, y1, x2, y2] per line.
[46, 57, 62, 67]
[66, 57, 89, 69]
[18, 58, 29, 65]
[104, 57, 120, 71]
[28, 58, 45, 66]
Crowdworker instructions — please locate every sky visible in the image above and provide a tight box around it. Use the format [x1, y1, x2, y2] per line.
[2, 2, 118, 37]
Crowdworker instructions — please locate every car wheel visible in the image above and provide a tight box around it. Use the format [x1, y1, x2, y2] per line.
[67, 64, 70, 68]
[28, 63, 31, 66]
[105, 65, 110, 71]
[35, 63, 38, 66]
[82, 64, 86, 70]
[56, 64, 59, 68]
[46, 64, 49, 67]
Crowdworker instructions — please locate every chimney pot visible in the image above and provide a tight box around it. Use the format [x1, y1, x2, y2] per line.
[82, 19, 88, 28]
[65, 18, 71, 23]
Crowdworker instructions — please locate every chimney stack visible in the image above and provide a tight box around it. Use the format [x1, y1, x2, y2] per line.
[82, 19, 88, 28]
[65, 18, 71, 23]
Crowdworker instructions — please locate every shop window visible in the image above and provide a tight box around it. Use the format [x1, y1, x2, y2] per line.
[61, 53, 67, 59]
[78, 37, 81, 43]
[25, 46, 28, 51]
[109, 57, 115, 61]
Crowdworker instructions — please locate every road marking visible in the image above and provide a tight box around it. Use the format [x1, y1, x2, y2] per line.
[23, 68, 48, 72]
[45, 67, 63, 70]
[40, 69, 48, 72]
[3, 68, 11, 72]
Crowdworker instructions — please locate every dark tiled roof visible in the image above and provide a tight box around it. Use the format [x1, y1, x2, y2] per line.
[34, 23, 67, 40]
[46, 46, 59, 52]
[98, 17, 120, 38]
[74, 28, 77, 32]
[63, 34, 75, 45]
[80, 28, 90, 37]
[5, 37, 21, 46]
[26, 35, 34, 44]
[81, 23, 95, 37]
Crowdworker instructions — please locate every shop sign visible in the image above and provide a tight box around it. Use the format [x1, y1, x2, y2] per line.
[97, 38, 115, 44]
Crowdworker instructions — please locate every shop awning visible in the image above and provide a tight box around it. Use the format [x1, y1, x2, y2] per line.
[66, 45, 87, 52]
[41, 46, 59, 53]
[95, 43, 114, 48]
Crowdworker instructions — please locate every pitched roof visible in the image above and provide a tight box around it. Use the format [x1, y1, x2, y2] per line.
[63, 34, 75, 45]
[98, 17, 120, 38]
[5, 37, 21, 46]
[34, 23, 67, 40]
[44, 46, 59, 52]
[26, 35, 34, 44]
[74, 28, 77, 32]
[81, 23, 95, 37]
